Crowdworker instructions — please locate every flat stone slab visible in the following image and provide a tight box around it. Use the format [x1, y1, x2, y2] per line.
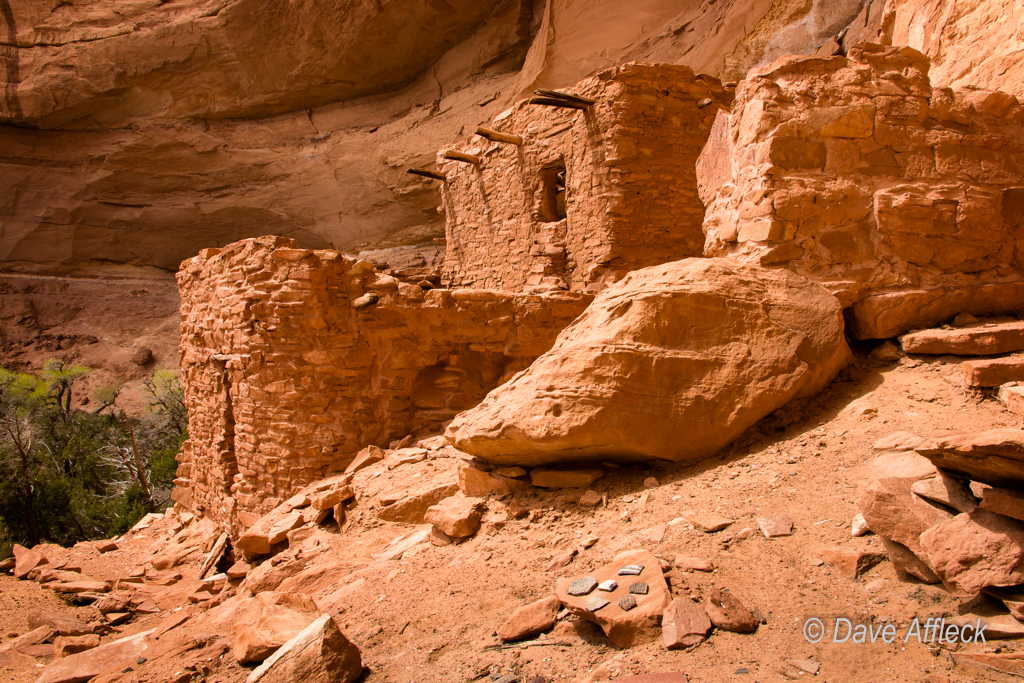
[900, 321, 1024, 356]
[690, 513, 734, 533]
[963, 356, 1024, 388]
[757, 515, 793, 538]
[529, 468, 605, 488]
[557, 550, 670, 648]
[916, 428, 1024, 488]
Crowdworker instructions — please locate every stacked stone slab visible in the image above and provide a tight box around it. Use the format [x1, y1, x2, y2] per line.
[859, 430, 1024, 605]
[697, 43, 1024, 339]
[440, 63, 732, 294]
[175, 236, 589, 534]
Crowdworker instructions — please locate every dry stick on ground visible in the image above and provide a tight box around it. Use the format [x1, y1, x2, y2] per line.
[198, 532, 229, 579]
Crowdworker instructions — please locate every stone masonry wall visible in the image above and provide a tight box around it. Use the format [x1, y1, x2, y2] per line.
[697, 43, 1024, 339]
[174, 236, 590, 534]
[440, 63, 732, 293]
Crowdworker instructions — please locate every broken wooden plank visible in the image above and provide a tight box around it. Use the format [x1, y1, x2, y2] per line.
[198, 532, 228, 580]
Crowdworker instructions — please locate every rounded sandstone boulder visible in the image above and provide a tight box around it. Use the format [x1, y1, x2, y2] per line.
[446, 258, 851, 466]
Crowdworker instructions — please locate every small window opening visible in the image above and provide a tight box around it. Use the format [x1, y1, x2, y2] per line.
[539, 161, 567, 222]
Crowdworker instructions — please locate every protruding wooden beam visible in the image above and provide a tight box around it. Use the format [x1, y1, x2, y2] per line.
[407, 168, 447, 181]
[475, 126, 523, 145]
[528, 96, 589, 110]
[534, 88, 596, 106]
[442, 150, 482, 165]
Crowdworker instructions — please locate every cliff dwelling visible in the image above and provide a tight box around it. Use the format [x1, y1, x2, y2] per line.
[11, 2, 1024, 683]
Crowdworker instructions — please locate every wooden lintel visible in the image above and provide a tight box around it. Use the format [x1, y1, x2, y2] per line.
[528, 96, 589, 110]
[475, 126, 523, 145]
[406, 168, 447, 181]
[533, 88, 596, 106]
[442, 150, 482, 165]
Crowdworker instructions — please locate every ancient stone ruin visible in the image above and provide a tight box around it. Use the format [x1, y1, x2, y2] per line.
[176, 44, 1024, 539]
[14, 1, 1024, 681]
[174, 237, 589, 532]
[439, 63, 731, 293]
[699, 43, 1024, 339]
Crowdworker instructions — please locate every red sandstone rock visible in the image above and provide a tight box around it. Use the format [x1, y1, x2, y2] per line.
[920, 509, 1024, 594]
[756, 515, 793, 538]
[27, 612, 91, 637]
[498, 595, 561, 642]
[675, 556, 714, 573]
[556, 549, 671, 648]
[702, 587, 757, 633]
[12, 544, 48, 579]
[999, 385, 1024, 417]
[857, 452, 953, 558]
[457, 461, 533, 497]
[244, 556, 313, 594]
[245, 614, 362, 683]
[662, 598, 712, 649]
[981, 487, 1024, 522]
[879, 538, 940, 584]
[546, 549, 578, 572]
[377, 483, 460, 524]
[689, 513, 733, 533]
[447, 259, 850, 466]
[95, 540, 118, 553]
[530, 469, 605, 488]
[423, 496, 485, 539]
[36, 629, 153, 683]
[227, 562, 251, 579]
[916, 429, 1024, 488]
[900, 321, 1024, 355]
[963, 356, 1024, 388]
[345, 446, 385, 474]
[231, 603, 318, 664]
[813, 546, 886, 580]
[53, 634, 100, 658]
[910, 472, 978, 513]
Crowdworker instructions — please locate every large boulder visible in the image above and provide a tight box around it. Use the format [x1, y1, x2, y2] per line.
[446, 258, 850, 466]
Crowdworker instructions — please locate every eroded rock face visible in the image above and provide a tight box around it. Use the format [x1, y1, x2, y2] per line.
[446, 258, 850, 466]
[697, 42, 1024, 339]
[2, 0, 509, 126]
